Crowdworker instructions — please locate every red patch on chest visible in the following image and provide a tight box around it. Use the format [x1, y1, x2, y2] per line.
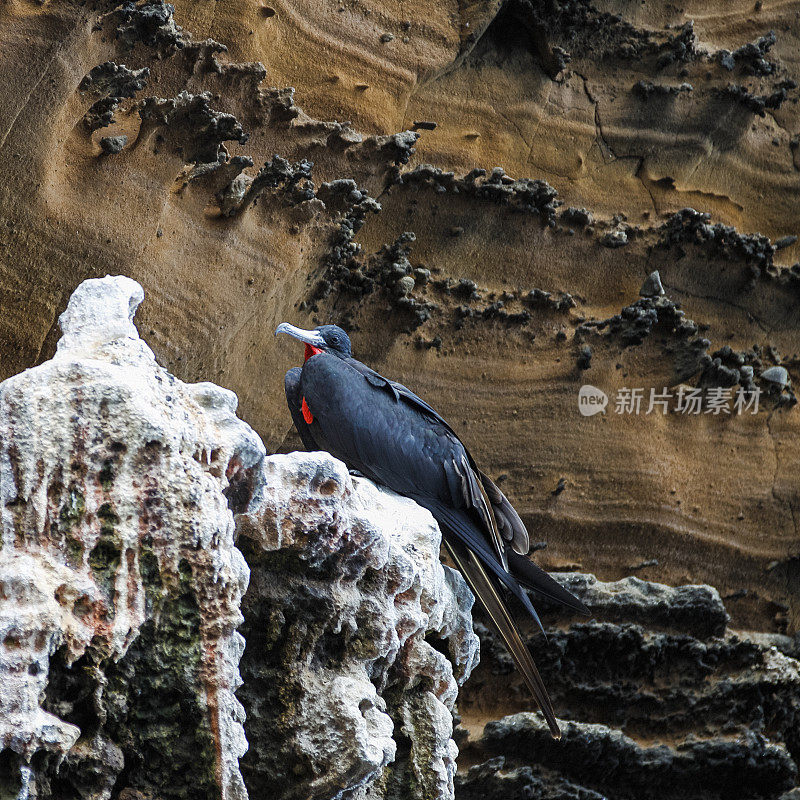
[304, 344, 324, 362]
[301, 397, 314, 424]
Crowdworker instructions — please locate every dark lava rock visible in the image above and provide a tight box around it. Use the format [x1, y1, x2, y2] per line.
[413, 268, 431, 285]
[232, 155, 315, 213]
[582, 289, 711, 381]
[138, 91, 248, 164]
[716, 83, 791, 117]
[774, 236, 798, 250]
[639, 270, 665, 297]
[699, 358, 743, 389]
[372, 130, 419, 166]
[82, 97, 124, 132]
[661, 208, 775, 270]
[313, 179, 382, 305]
[504, 0, 652, 64]
[456, 299, 532, 326]
[546, 572, 729, 638]
[79, 62, 149, 131]
[593, 294, 699, 347]
[601, 229, 628, 248]
[401, 164, 561, 224]
[79, 62, 149, 100]
[477, 715, 797, 800]
[656, 21, 699, 69]
[716, 31, 777, 76]
[116, 0, 191, 55]
[525, 289, 575, 312]
[317, 220, 437, 330]
[464, 571, 800, 800]
[455, 279, 480, 300]
[697, 345, 760, 390]
[457, 756, 605, 800]
[561, 207, 593, 226]
[99, 135, 128, 154]
[633, 80, 693, 99]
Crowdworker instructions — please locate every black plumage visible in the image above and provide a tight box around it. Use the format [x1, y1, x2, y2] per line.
[277, 323, 589, 738]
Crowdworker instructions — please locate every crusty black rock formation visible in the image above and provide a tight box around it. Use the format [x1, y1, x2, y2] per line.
[460, 717, 796, 800]
[456, 573, 800, 800]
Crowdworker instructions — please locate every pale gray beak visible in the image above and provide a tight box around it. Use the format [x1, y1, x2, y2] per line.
[275, 323, 326, 348]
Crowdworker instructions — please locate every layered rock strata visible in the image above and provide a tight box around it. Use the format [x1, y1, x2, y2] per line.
[457, 573, 800, 800]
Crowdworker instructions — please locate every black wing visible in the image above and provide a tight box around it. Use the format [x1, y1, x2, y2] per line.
[305, 356, 507, 564]
[344, 358, 530, 557]
[299, 355, 587, 614]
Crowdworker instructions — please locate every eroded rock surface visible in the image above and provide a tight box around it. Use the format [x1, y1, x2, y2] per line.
[236, 452, 479, 800]
[0, 276, 263, 799]
[457, 572, 800, 800]
[1, 0, 800, 797]
[0, 276, 479, 800]
[0, 0, 797, 643]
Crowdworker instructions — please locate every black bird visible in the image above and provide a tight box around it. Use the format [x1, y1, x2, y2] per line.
[276, 322, 588, 738]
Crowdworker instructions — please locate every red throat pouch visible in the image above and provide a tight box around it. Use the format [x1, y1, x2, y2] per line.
[304, 343, 324, 362]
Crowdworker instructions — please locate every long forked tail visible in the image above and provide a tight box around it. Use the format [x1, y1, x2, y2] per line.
[444, 539, 562, 739]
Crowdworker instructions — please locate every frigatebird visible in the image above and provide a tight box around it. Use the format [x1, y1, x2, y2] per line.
[275, 322, 589, 738]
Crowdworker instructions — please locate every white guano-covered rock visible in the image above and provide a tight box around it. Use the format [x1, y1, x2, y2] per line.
[236, 452, 480, 800]
[0, 275, 264, 800]
[0, 275, 480, 800]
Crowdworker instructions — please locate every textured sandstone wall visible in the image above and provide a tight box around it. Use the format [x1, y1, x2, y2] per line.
[1, 1, 799, 797]
[0, 0, 796, 638]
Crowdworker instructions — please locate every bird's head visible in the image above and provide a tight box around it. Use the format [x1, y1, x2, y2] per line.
[275, 323, 352, 361]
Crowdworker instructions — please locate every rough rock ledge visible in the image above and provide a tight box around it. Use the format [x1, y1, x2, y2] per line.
[0, 276, 479, 800]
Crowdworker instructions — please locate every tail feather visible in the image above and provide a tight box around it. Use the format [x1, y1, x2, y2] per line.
[507, 550, 590, 616]
[445, 539, 561, 739]
[418, 497, 538, 610]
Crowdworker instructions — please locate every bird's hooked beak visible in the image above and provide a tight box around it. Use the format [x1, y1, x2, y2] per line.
[275, 323, 326, 359]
